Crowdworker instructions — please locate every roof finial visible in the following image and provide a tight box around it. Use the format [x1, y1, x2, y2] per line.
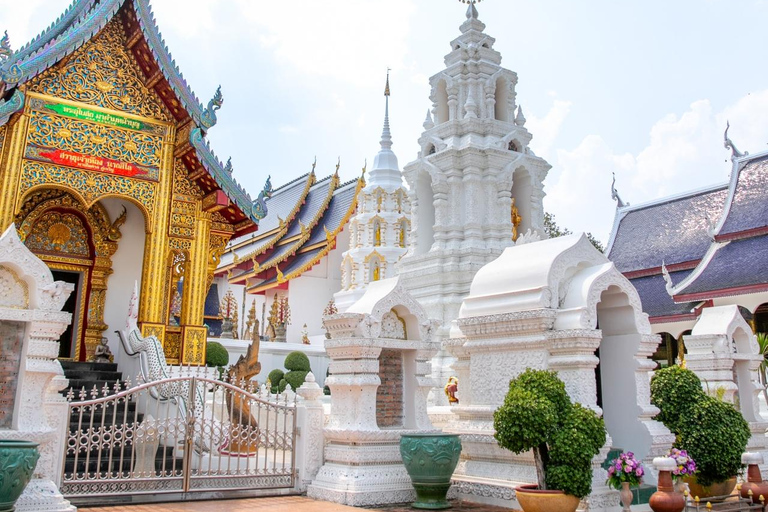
[460, 0, 482, 19]
[0, 31, 12, 62]
[311, 156, 317, 174]
[661, 261, 675, 295]
[724, 121, 747, 160]
[380, 69, 393, 151]
[362, 159, 367, 175]
[611, 172, 628, 208]
[336, 156, 341, 173]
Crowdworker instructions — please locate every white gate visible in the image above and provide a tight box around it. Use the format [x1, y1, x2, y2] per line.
[61, 376, 297, 503]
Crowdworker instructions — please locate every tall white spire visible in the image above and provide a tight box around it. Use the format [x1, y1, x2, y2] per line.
[334, 71, 411, 312]
[369, 70, 402, 189]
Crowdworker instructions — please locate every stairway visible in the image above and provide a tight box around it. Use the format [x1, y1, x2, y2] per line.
[603, 447, 656, 505]
[59, 361, 179, 477]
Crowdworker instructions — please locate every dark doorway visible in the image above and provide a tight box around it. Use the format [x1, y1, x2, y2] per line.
[594, 346, 602, 409]
[51, 270, 82, 359]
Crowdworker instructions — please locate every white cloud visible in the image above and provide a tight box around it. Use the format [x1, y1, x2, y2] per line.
[544, 90, 768, 244]
[526, 99, 572, 160]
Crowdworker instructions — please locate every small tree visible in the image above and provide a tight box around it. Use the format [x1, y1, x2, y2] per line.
[493, 369, 606, 498]
[544, 212, 604, 253]
[651, 365, 751, 486]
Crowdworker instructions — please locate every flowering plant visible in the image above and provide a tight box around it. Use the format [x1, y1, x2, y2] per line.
[668, 448, 696, 481]
[606, 452, 645, 489]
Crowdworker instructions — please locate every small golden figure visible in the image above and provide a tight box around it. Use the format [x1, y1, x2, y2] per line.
[444, 376, 459, 405]
[511, 198, 521, 242]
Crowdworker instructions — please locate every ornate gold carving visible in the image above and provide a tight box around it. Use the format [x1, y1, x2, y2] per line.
[172, 159, 204, 198]
[0, 125, 5, 156]
[141, 323, 166, 347]
[28, 21, 171, 122]
[19, 160, 156, 230]
[25, 213, 88, 257]
[16, 190, 122, 359]
[182, 326, 207, 366]
[26, 111, 163, 169]
[164, 328, 182, 364]
[169, 199, 198, 239]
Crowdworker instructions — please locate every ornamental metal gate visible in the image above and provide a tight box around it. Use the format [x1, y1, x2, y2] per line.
[61, 376, 297, 503]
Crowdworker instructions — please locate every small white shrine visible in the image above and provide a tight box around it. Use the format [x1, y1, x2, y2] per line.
[0, 226, 76, 512]
[308, 278, 440, 506]
[684, 305, 768, 464]
[444, 234, 674, 511]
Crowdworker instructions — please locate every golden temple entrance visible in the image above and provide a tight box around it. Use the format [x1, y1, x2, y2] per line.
[14, 189, 124, 360]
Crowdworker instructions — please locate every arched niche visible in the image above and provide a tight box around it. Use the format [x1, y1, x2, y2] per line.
[435, 80, 449, 124]
[510, 166, 532, 237]
[414, 171, 435, 256]
[495, 77, 509, 122]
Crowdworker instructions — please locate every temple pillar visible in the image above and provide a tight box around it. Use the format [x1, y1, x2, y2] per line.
[180, 211, 211, 365]
[139, 136, 175, 343]
[0, 112, 29, 231]
[83, 255, 113, 359]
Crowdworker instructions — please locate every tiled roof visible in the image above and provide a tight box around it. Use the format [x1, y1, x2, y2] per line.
[718, 154, 768, 237]
[608, 185, 728, 273]
[676, 235, 768, 297]
[629, 270, 697, 319]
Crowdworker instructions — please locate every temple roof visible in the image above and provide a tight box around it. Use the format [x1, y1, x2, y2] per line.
[0, 0, 263, 233]
[715, 153, 768, 239]
[674, 235, 768, 300]
[607, 184, 728, 274]
[217, 169, 363, 293]
[628, 270, 699, 320]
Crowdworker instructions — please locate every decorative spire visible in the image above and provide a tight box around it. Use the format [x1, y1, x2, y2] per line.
[661, 261, 675, 295]
[724, 121, 747, 160]
[515, 105, 526, 127]
[380, 69, 393, 151]
[611, 172, 628, 208]
[423, 109, 434, 130]
[224, 157, 233, 175]
[0, 31, 12, 62]
[459, 0, 483, 19]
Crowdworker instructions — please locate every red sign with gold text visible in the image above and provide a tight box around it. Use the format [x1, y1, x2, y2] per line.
[26, 146, 158, 181]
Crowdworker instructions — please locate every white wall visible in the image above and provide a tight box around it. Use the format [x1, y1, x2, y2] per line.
[101, 198, 145, 365]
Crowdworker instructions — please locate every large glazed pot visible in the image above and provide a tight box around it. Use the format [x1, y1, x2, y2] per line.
[514, 484, 580, 512]
[400, 433, 462, 510]
[683, 475, 737, 500]
[0, 440, 40, 512]
[649, 457, 685, 512]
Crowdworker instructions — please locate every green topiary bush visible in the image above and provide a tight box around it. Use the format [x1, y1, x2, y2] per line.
[281, 351, 312, 391]
[493, 369, 606, 499]
[268, 369, 285, 393]
[205, 341, 229, 368]
[651, 365, 751, 486]
[650, 365, 706, 433]
[284, 351, 311, 371]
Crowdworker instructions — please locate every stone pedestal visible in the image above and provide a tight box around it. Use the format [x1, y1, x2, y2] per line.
[308, 278, 440, 507]
[0, 226, 76, 512]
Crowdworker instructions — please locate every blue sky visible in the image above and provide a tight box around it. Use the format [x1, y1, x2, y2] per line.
[4, 0, 768, 243]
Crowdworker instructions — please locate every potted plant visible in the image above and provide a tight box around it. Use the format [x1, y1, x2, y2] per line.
[493, 369, 606, 512]
[650, 365, 750, 498]
[607, 452, 644, 511]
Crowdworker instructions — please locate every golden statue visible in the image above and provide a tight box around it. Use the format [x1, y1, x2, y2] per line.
[399, 224, 405, 248]
[374, 221, 382, 246]
[372, 262, 381, 282]
[511, 198, 521, 242]
[444, 376, 459, 405]
[224, 331, 262, 455]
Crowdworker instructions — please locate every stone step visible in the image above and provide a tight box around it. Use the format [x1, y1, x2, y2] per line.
[63, 369, 124, 383]
[60, 361, 118, 373]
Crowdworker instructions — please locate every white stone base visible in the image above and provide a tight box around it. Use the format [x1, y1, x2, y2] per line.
[307, 462, 415, 506]
[15, 479, 76, 512]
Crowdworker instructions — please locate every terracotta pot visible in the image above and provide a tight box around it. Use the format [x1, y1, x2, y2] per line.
[400, 433, 462, 510]
[683, 475, 737, 500]
[740, 459, 768, 504]
[649, 458, 685, 512]
[514, 484, 580, 512]
[0, 440, 40, 512]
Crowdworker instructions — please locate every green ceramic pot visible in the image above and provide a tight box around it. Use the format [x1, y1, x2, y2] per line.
[400, 433, 462, 510]
[0, 440, 40, 512]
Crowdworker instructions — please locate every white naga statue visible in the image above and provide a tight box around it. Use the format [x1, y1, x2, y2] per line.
[118, 283, 224, 453]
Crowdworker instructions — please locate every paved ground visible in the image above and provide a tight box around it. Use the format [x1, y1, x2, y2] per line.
[80, 496, 513, 512]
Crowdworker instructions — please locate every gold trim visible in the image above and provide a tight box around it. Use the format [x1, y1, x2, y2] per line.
[221, 171, 318, 271]
[246, 175, 363, 294]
